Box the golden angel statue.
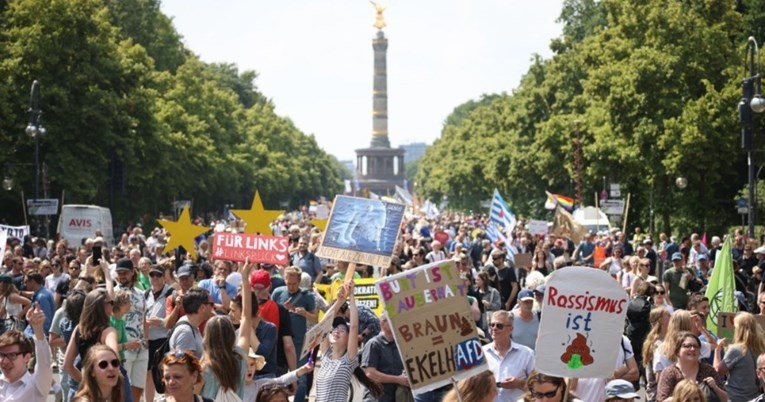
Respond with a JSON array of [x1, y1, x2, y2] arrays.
[[370, 0, 388, 30]]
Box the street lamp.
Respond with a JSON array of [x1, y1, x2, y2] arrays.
[[675, 176, 688, 190], [2, 176, 12, 191], [25, 80, 46, 201], [740, 37, 765, 238]]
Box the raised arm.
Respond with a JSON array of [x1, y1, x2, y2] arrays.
[[238, 259, 254, 351]]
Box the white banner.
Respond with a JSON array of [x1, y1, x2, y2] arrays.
[[535, 266, 629, 378], [0, 229, 7, 259], [0, 225, 30, 240]]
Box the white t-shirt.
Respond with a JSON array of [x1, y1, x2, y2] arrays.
[[576, 335, 634, 402]]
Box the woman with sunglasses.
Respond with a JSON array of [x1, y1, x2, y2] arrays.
[[520, 372, 583, 402], [653, 285, 674, 314], [72, 344, 124, 402], [713, 312, 765, 402], [64, 258, 130, 402], [441, 370, 497, 402], [656, 332, 726, 402], [159, 349, 213, 402]]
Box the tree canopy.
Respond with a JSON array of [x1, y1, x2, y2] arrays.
[[0, 0, 343, 226], [417, 0, 762, 235]]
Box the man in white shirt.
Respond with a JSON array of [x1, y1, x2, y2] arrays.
[[482, 310, 534, 402], [0, 304, 51, 401]]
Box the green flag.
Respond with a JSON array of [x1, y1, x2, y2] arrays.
[[705, 236, 737, 334]]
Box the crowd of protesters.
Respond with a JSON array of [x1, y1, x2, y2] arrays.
[[2, 208, 765, 402]]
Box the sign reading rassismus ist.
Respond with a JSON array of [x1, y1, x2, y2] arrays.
[[376, 260, 486, 395]]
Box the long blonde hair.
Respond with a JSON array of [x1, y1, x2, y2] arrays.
[[658, 310, 693, 359], [643, 307, 669, 364], [733, 312, 765, 357]]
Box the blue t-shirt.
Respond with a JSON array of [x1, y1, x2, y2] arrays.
[[198, 279, 237, 304], [25, 287, 56, 337], [271, 286, 315, 361]]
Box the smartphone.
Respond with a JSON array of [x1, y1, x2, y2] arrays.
[[92, 246, 102, 265]]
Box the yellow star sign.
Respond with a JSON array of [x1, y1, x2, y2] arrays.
[[232, 191, 284, 234], [157, 206, 208, 259], [310, 219, 328, 231]]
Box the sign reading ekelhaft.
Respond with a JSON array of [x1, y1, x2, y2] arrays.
[[376, 260, 486, 394], [535, 266, 629, 378], [317, 195, 405, 267], [211, 233, 289, 265]]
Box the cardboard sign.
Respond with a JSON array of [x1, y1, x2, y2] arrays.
[[327, 278, 384, 316], [318, 196, 406, 267], [376, 260, 487, 394], [315, 204, 330, 220], [717, 312, 765, 343], [535, 266, 629, 378], [211, 233, 289, 264], [514, 253, 532, 268], [527, 220, 549, 235], [300, 309, 336, 361], [0, 225, 29, 240]]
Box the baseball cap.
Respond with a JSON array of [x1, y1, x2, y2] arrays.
[[518, 289, 534, 302], [176, 264, 194, 278], [332, 316, 350, 329], [605, 379, 640, 399], [697, 253, 709, 261], [149, 265, 164, 275], [533, 284, 547, 295], [250, 269, 271, 289], [115, 258, 134, 271], [671, 252, 683, 261], [754, 246, 765, 255]]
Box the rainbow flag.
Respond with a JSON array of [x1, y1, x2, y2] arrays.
[[545, 191, 574, 211]]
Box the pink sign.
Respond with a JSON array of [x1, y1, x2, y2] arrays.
[[212, 233, 289, 264]]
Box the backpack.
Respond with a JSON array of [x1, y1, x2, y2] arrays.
[[151, 320, 194, 394]]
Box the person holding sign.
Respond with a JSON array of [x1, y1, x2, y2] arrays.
[[314, 281, 382, 402], [482, 310, 534, 402]]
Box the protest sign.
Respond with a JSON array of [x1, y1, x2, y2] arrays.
[[0, 229, 7, 259], [318, 196, 405, 267], [300, 309, 336, 361], [717, 312, 765, 343], [376, 260, 486, 394], [26, 199, 59, 215], [211, 233, 289, 264], [514, 253, 532, 268], [315, 204, 330, 220], [433, 230, 449, 244], [0, 224, 29, 240], [535, 266, 629, 378], [527, 220, 549, 235], [328, 278, 384, 316]]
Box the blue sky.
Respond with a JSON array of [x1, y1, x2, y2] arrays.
[[159, 1, 564, 162]]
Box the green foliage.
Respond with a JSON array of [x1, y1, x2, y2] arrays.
[[418, 0, 752, 235], [0, 0, 343, 228]]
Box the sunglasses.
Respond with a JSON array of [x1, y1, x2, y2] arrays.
[[656, 290, 665, 295], [531, 387, 559, 399], [489, 322, 506, 330], [166, 349, 188, 359], [149, 272, 163, 278], [97, 359, 121, 369]]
